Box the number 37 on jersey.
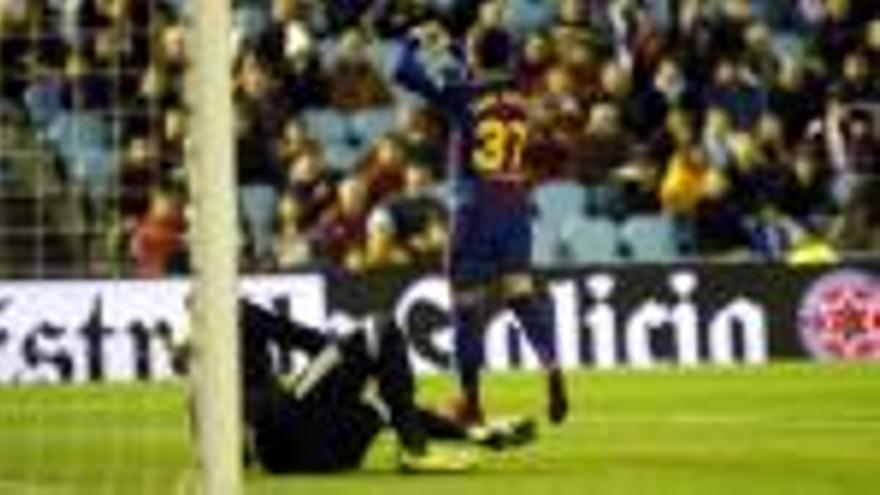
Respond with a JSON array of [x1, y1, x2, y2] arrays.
[[471, 91, 530, 177]]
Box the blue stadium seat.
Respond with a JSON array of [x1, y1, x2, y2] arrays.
[[316, 37, 338, 66], [560, 216, 621, 264], [505, 0, 555, 33], [426, 0, 457, 14], [302, 109, 351, 144], [584, 184, 625, 217], [46, 112, 113, 201], [24, 79, 63, 129], [532, 219, 564, 267], [619, 214, 682, 262], [532, 180, 586, 220], [233, 5, 270, 43], [349, 107, 396, 145], [323, 141, 365, 174]]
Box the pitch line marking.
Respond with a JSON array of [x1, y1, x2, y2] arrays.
[[571, 413, 880, 431], [0, 479, 72, 495]]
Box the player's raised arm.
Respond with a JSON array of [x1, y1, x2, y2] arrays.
[[393, 22, 464, 108]]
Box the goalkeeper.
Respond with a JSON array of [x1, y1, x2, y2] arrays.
[[177, 301, 535, 474]]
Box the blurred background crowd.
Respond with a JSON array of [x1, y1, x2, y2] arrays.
[[0, 0, 878, 278]]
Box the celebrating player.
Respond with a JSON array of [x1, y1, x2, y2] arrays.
[[394, 23, 569, 425], [169, 301, 535, 474]]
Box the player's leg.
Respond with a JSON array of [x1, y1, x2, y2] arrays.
[[498, 205, 569, 424], [450, 282, 490, 424], [355, 317, 478, 471], [501, 274, 568, 423], [354, 316, 428, 455], [502, 275, 558, 368], [242, 321, 383, 473], [248, 386, 385, 474], [353, 316, 536, 452], [237, 301, 330, 470], [416, 407, 537, 451], [448, 202, 493, 425], [240, 303, 473, 472]]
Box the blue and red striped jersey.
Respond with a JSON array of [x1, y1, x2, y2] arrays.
[[394, 38, 531, 204]]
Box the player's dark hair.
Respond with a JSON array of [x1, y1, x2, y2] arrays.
[[472, 27, 516, 72]]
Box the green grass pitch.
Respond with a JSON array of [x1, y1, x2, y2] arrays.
[[1, 363, 878, 494]]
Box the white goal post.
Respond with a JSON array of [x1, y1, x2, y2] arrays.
[[186, 0, 243, 494]]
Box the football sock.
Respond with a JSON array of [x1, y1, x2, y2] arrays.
[[509, 293, 558, 368], [452, 299, 484, 419]]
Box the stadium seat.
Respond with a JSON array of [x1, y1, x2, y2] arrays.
[[350, 108, 396, 145], [532, 180, 586, 221], [46, 112, 113, 199], [583, 184, 625, 217], [560, 216, 621, 264], [323, 141, 365, 174], [619, 214, 682, 262], [426, 0, 457, 14], [505, 0, 555, 33], [532, 219, 564, 267], [233, 5, 270, 43], [302, 109, 352, 144], [24, 79, 63, 129]]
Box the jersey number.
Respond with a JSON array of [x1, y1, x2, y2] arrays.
[[473, 119, 527, 174]]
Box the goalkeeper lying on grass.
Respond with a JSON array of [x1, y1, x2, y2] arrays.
[[169, 301, 535, 474]]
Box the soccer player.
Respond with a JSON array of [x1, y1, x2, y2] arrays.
[[170, 300, 535, 474], [394, 23, 569, 425]]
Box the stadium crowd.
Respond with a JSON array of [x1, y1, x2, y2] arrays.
[[0, 0, 879, 277]]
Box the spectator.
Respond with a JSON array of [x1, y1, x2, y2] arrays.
[[612, 146, 663, 216], [531, 65, 586, 175], [768, 62, 823, 144], [701, 106, 736, 170], [312, 176, 370, 270], [559, 40, 602, 104], [660, 143, 719, 216], [257, 0, 328, 111], [556, 0, 590, 30], [574, 103, 634, 190], [815, 0, 860, 71], [278, 117, 318, 166], [159, 105, 186, 179], [867, 19, 880, 65], [4, 0, 880, 274], [830, 109, 880, 250], [365, 164, 447, 269], [235, 50, 286, 268], [632, 57, 693, 137], [777, 143, 836, 224], [703, 59, 766, 130], [370, 0, 435, 38], [273, 193, 312, 270], [129, 188, 186, 277], [519, 32, 555, 96], [742, 22, 779, 84], [326, 28, 393, 111], [286, 143, 338, 230], [119, 134, 161, 225], [357, 134, 408, 207], [839, 51, 880, 102], [394, 104, 447, 180]]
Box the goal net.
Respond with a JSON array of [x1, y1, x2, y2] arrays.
[[0, 0, 240, 493]]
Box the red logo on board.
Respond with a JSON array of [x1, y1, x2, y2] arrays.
[[798, 270, 880, 360]]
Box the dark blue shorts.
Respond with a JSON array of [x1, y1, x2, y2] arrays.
[[449, 196, 532, 284]]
